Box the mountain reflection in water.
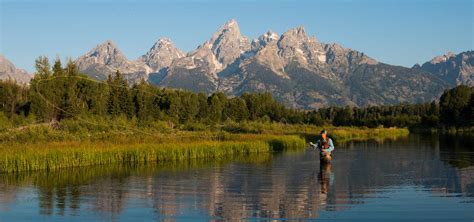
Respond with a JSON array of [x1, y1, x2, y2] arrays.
[[0, 134, 473, 221]]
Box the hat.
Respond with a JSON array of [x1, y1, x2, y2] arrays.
[[320, 129, 327, 134]]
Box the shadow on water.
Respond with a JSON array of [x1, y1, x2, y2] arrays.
[[0, 134, 473, 221]]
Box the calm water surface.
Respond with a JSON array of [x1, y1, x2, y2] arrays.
[[1, 135, 473, 221]]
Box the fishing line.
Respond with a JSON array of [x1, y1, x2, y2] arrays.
[[8, 74, 219, 141], [32, 74, 162, 136]]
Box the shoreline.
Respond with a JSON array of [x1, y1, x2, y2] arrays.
[[0, 134, 307, 173], [0, 123, 409, 173]]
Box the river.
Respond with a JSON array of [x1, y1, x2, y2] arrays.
[[1, 134, 473, 221]]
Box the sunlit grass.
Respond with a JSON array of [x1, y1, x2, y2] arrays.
[[0, 119, 409, 173], [0, 134, 306, 173], [0, 153, 274, 188]]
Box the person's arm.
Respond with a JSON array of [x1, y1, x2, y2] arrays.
[[325, 139, 335, 152]]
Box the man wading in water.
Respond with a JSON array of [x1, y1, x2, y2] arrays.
[[311, 129, 335, 162]]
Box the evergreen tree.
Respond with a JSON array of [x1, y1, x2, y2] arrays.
[[208, 92, 226, 123], [224, 97, 249, 122], [439, 85, 473, 126], [29, 56, 56, 121], [106, 71, 121, 116], [0, 80, 27, 117], [59, 61, 81, 119]]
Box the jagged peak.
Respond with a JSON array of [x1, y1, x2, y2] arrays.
[[210, 19, 243, 43], [222, 19, 238, 29], [191, 18, 250, 68], [96, 40, 117, 48], [141, 37, 185, 72], [251, 30, 279, 50], [277, 26, 321, 49], [260, 30, 279, 41], [149, 37, 179, 51], [88, 40, 122, 56], [282, 26, 307, 38], [156, 37, 173, 45], [430, 52, 456, 64], [76, 40, 129, 66]]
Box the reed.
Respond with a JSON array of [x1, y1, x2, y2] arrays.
[[0, 135, 306, 173], [328, 127, 410, 142], [0, 153, 274, 188]]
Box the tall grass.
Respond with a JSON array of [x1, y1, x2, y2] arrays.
[[0, 153, 274, 188], [327, 127, 410, 142], [1, 117, 410, 145], [0, 135, 306, 173], [0, 118, 409, 173]]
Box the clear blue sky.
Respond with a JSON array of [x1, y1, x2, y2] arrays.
[[1, 0, 473, 72]]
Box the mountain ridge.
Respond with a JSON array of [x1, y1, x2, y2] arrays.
[[5, 19, 467, 108], [72, 19, 472, 108]]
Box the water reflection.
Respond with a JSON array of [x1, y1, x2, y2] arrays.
[[0, 135, 473, 221], [318, 162, 333, 195]]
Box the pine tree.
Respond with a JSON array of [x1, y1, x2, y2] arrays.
[[29, 56, 56, 121], [107, 72, 121, 116]]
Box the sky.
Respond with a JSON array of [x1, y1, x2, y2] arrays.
[[1, 0, 473, 72]]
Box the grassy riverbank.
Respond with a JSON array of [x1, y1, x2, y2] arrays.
[[0, 134, 306, 173], [0, 119, 409, 173], [0, 117, 409, 143]]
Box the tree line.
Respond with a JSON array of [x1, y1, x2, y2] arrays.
[[1, 56, 473, 129]]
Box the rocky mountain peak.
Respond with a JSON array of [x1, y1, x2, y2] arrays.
[[222, 19, 238, 29], [156, 38, 173, 45], [252, 30, 279, 50], [206, 19, 251, 68], [140, 37, 185, 72], [76, 41, 151, 82], [277, 26, 325, 65], [279, 26, 314, 43], [429, 52, 456, 64], [79, 40, 128, 66], [262, 30, 279, 41], [324, 43, 378, 72], [421, 51, 473, 86], [72, 20, 466, 108]]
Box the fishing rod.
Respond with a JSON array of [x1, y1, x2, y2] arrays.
[[30, 74, 161, 136]]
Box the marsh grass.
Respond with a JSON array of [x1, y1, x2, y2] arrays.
[[0, 118, 408, 173], [0, 152, 273, 187], [326, 127, 410, 142], [1, 118, 408, 143], [0, 134, 305, 173]]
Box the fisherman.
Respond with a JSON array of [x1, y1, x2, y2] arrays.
[[311, 129, 335, 162]]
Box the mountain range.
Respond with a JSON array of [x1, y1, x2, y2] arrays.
[[2, 19, 472, 108]]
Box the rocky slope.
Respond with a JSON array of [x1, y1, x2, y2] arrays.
[[139, 38, 185, 73], [0, 55, 31, 84], [152, 19, 251, 93], [74, 19, 470, 108], [417, 51, 474, 86], [75, 40, 151, 82]]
